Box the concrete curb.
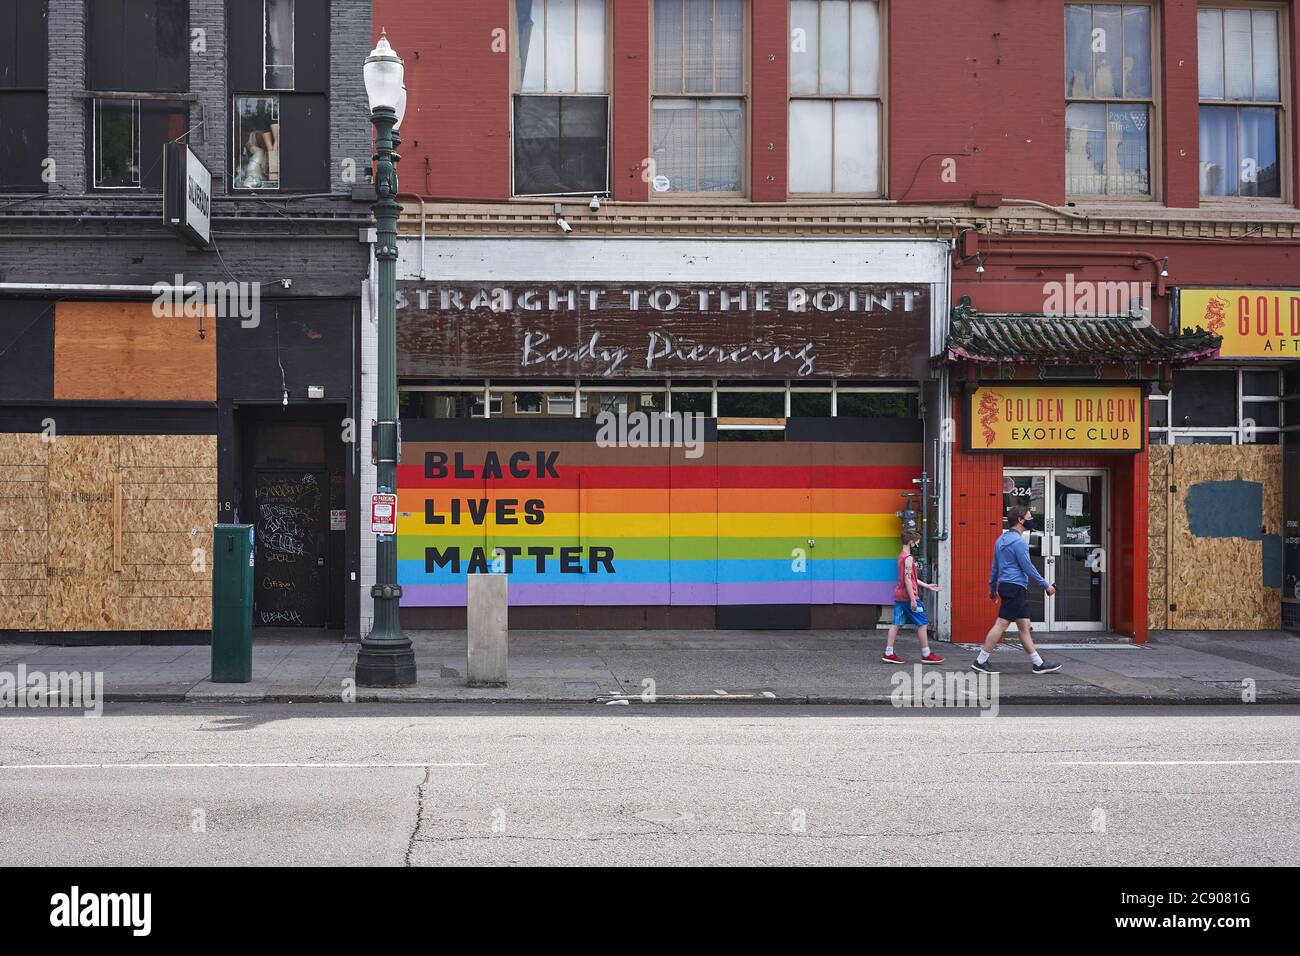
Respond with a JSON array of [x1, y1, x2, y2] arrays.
[[92, 692, 1300, 706]]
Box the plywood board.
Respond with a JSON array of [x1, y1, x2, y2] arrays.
[[53, 302, 215, 402], [1170, 444, 1282, 630], [119, 434, 217, 468], [0, 432, 217, 632], [1147, 450, 1169, 632]]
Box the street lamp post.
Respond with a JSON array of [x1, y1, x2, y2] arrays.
[[356, 32, 416, 687]]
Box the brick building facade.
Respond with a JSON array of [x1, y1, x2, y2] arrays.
[[0, 1, 375, 640], [367, 0, 1300, 641]]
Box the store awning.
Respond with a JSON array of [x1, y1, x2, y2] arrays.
[[944, 299, 1221, 366]]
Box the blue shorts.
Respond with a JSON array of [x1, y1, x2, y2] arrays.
[[997, 583, 1030, 622], [892, 600, 929, 628]]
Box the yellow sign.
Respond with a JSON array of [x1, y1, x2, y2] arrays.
[[967, 386, 1144, 452], [1180, 288, 1300, 358]]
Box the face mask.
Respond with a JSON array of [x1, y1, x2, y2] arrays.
[[1022, 518, 1035, 530]]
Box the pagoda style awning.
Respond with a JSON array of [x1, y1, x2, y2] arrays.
[[945, 299, 1221, 366]]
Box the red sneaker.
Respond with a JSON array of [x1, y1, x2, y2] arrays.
[[881, 651, 905, 664], [920, 652, 945, 664]]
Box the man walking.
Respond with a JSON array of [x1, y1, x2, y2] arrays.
[[973, 505, 1061, 675]]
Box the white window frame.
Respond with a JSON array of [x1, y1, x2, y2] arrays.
[[1196, 2, 1290, 202], [787, 0, 885, 197], [1064, 1, 1158, 199], [650, 0, 749, 198], [92, 98, 142, 189], [1148, 365, 1283, 444], [510, 0, 612, 198]]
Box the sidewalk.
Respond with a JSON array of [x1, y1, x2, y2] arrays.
[[2, 629, 1300, 705]]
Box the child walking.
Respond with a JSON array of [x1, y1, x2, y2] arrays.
[[883, 531, 944, 664]]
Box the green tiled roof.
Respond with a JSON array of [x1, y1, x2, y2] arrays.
[[945, 300, 1221, 366]]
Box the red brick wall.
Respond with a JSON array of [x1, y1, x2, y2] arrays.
[[377, 0, 1300, 211], [888, 0, 1065, 204], [1161, 1, 1201, 208], [752, 0, 789, 201], [395, 0, 510, 199], [949, 398, 1149, 644], [612, 0, 651, 201]]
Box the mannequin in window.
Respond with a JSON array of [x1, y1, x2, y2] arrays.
[[242, 130, 269, 186], [262, 122, 280, 183]]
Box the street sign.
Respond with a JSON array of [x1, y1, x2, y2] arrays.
[[163, 143, 212, 248], [371, 493, 397, 535]]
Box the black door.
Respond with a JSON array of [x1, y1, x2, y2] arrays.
[[253, 469, 326, 627]]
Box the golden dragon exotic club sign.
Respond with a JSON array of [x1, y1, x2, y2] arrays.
[[1180, 288, 1300, 358], [967, 386, 1145, 453]]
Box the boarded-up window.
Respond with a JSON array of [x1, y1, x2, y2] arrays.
[[53, 301, 216, 401]]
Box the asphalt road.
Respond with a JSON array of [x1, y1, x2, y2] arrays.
[[0, 704, 1296, 866]]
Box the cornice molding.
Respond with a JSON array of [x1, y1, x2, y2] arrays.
[[397, 200, 1300, 241]]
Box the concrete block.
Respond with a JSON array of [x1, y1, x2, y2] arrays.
[[467, 574, 508, 687]]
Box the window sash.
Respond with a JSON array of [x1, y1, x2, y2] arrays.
[[1199, 103, 1281, 197], [650, 96, 744, 194], [1065, 3, 1154, 102], [93, 98, 141, 189], [788, 98, 881, 194], [231, 94, 282, 190], [512, 93, 611, 196], [790, 0, 881, 97], [1198, 5, 1282, 104], [517, 0, 607, 94], [264, 0, 295, 91], [653, 0, 745, 96]]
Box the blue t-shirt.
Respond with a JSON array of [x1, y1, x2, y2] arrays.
[[989, 529, 1049, 591]]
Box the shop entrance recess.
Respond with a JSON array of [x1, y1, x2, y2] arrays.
[[1002, 469, 1108, 631]]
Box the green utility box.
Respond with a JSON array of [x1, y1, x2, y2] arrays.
[[211, 524, 255, 683]]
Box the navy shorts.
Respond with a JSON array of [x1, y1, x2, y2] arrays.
[[996, 583, 1030, 622]]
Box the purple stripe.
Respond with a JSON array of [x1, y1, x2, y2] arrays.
[[400, 580, 892, 607]]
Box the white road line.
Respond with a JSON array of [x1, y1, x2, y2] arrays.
[[1060, 759, 1300, 766], [0, 762, 486, 770]]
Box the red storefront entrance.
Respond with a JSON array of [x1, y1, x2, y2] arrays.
[[948, 405, 1150, 644], [942, 306, 1222, 645]]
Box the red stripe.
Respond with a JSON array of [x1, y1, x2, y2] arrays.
[[398, 464, 920, 489]]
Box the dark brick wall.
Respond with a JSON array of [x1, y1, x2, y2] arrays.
[[0, 0, 374, 297]]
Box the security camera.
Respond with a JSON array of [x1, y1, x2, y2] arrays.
[[278, 277, 293, 289], [556, 216, 572, 233], [588, 195, 601, 212]]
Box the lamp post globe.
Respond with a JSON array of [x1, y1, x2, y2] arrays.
[[356, 31, 416, 687]]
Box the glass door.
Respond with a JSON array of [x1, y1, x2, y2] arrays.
[[1001, 469, 1108, 631], [1050, 471, 1107, 631], [1001, 472, 1049, 628]]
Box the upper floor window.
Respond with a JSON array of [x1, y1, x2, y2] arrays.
[[264, 0, 295, 90], [87, 0, 189, 191], [788, 0, 882, 195], [1198, 5, 1284, 199], [228, 0, 330, 192], [0, 0, 48, 192], [1064, 3, 1153, 197], [651, 0, 745, 195], [512, 0, 610, 196]]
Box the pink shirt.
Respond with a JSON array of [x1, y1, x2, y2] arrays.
[[893, 552, 917, 603]]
